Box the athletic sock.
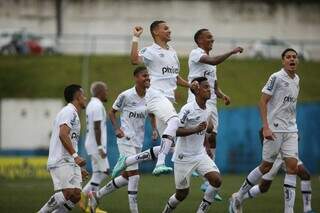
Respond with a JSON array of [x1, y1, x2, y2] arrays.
[[162, 194, 180, 213], [38, 191, 67, 213], [284, 174, 297, 213], [125, 146, 161, 166], [51, 200, 75, 213], [196, 185, 219, 213], [238, 166, 263, 199], [242, 185, 262, 200], [83, 172, 108, 194], [301, 180, 312, 212], [128, 175, 140, 213], [97, 175, 128, 199]]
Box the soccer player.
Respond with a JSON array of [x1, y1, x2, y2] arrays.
[[229, 48, 301, 213], [162, 77, 221, 213], [188, 28, 243, 196], [88, 66, 158, 213], [130, 20, 197, 175], [80, 82, 109, 213], [38, 84, 88, 213], [258, 129, 315, 213]]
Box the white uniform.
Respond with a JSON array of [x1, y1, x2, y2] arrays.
[[85, 97, 109, 173], [187, 47, 219, 133], [261, 69, 300, 162], [173, 101, 220, 189], [112, 87, 148, 171], [47, 103, 82, 190], [139, 43, 179, 135]]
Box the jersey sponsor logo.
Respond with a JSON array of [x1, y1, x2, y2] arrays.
[[267, 76, 276, 91], [128, 111, 145, 119], [180, 110, 191, 124], [159, 53, 165, 58], [178, 153, 184, 160], [162, 66, 179, 75], [283, 96, 296, 104], [273, 123, 279, 127]]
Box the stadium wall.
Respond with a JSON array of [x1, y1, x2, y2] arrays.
[[2, 102, 319, 178]]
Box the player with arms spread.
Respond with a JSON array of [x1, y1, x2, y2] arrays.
[[162, 77, 222, 213], [38, 84, 88, 213], [188, 28, 243, 198], [128, 20, 197, 176], [229, 48, 302, 213]]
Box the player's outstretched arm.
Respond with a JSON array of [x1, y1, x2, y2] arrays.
[[131, 26, 144, 65], [176, 121, 207, 137], [199, 47, 244, 66], [214, 80, 230, 105], [108, 108, 125, 138], [59, 124, 86, 167], [259, 93, 276, 141], [94, 120, 106, 158]]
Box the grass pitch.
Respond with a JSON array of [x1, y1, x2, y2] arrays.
[[0, 174, 319, 213]]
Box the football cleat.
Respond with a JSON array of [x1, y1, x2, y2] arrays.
[[111, 155, 127, 178], [152, 164, 173, 176]]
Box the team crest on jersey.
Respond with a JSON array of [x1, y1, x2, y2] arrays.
[[131, 102, 137, 106], [159, 53, 165, 58], [284, 82, 289, 87]]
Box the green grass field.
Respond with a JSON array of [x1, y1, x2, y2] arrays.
[[0, 174, 319, 213], [0, 56, 319, 110]]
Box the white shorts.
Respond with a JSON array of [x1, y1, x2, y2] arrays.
[[263, 154, 303, 180], [174, 154, 220, 189], [146, 90, 177, 127], [91, 154, 110, 173], [50, 164, 82, 191], [262, 132, 299, 163], [206, 99, 218, 133], [118, 143, 142, 171]]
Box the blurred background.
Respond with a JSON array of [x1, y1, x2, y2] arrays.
[[0, 1, 319, 212]]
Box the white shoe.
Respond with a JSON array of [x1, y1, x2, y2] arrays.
[[229, 193, 243, 213]]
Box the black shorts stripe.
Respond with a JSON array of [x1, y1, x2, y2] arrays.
[[284, 184, 296, 189]]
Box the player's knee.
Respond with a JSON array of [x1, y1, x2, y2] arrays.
[[298, 166, 311, 180], [175, 189, 189, 201], [70, 189, 81, 203], [62, 188, 73, 200], [259, 162, 273, 174], [207, 172, 222, 188], [259, 179, 272, 193], [286, 164, 298, 174]]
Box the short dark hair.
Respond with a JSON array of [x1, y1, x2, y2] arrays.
[[133, 66, 147, 76], [64, 84, 82, 103], [281, 48, 298, 59], [191, 77, 208, 94], [150, 20, 166, 38], [194, 28, 209, 45]]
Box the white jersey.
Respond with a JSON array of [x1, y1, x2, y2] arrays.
[[85, 97, 107, 155], [187, 47, 217, 103], [47, 103, 80, 168], [173, 101, 209, 163], [139, 43, 180, 101], [262, 68, 300, 133], [112, 87, 147, 148]]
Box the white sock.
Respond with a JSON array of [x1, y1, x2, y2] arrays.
[[243, 185, 261, 200], [162, 194, 180, 213], [128, 175, 140, 213], [196, 185, 219, 213], [38, 191, 67, 213], [238, 166, 263, 199], [125, 146, 161, 166], [284, 174, 297, 213], [156, 117, 179, 166], [301, 180, 312, 212], [97, 175, 128, 199], [83, 172, 108, 194]]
